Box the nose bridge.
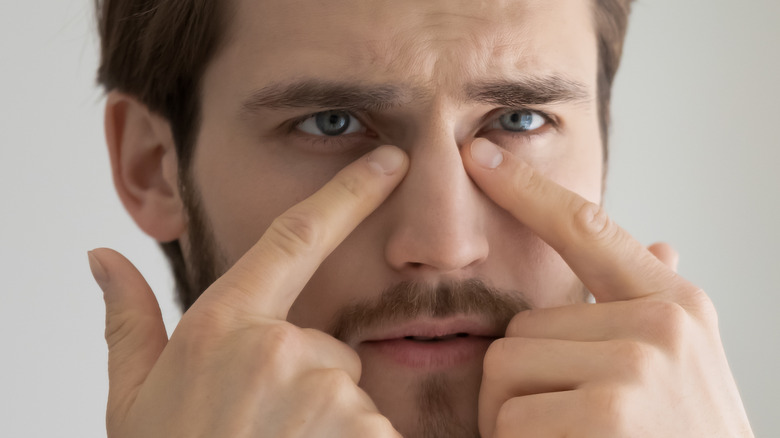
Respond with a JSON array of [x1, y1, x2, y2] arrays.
[[384, 128, 489, 275]]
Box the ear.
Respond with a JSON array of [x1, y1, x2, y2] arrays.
[[104, 91, 186, 243]]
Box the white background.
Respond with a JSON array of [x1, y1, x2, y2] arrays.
[[1, 0, 778, 436]]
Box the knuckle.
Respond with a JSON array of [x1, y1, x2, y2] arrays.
[[267, 209, 324, 256], [235, 323, 304, 374], [572, 201, 615, 243], [683, 287, 719, 325], [320, 367, 355, 389], [612, 339, 654, 381], [640, 300, 690, 351], [332, 171, 369, 204], [103, 305, 163, 351], [261, 323, 305, 359], [103, 310, 135, 350], [240, 324, 307, 385], [308, 368, 357, 402], [511, 161, 543, 194], [303, 328, 362, 369], [687, 287, 714, 309]]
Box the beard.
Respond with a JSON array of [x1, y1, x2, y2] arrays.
[[416, 374, 478, 438]]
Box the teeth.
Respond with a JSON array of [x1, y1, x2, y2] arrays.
[[404, 333, 469, 342]]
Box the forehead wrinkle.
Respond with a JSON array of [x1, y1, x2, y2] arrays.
[[377, 17, 546, 96], [350, 33, 580, 111], [223, 0, 598, 118], [359, 6, 518, 85]]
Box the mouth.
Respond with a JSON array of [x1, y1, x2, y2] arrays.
[[402, 333, 470, 342], [354, 317, 503, 370]]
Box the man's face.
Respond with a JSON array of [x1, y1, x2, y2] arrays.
[[185, 0, 602, 435]]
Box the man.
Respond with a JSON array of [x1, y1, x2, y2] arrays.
[[89, 0, 754, 436]]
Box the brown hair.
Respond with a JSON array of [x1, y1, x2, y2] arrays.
[[95, 0, 634, 311]]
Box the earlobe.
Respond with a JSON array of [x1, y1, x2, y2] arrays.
[[104, 91, 186, 243]]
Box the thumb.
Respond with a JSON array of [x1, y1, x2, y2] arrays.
[[647, 242, 679, 273], [88, 248, 168, 411]]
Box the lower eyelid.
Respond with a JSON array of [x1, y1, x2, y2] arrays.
[[295, 128, 373, 141], [480, 124, 555, 144]]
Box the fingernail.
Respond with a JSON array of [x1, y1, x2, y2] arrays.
[[470, 138, 504, 169], [88, 250, 110, 292], [367, 145, 405, 175]]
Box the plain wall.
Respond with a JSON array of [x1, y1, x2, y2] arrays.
[[1, 0, 777, 436]]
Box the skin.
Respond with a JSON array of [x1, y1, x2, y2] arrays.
[[93, 0, 753, 436]]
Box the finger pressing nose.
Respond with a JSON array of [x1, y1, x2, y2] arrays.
[[461, 138, 677, 302]]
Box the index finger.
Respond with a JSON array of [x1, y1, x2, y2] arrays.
[[463, 138, 678, 302], [199, 145, 408, 320]]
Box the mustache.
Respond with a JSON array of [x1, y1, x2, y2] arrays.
[[327, 279, 533, 343]]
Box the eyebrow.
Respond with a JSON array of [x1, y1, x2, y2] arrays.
[[466, 75, 590, 107], [240, 80, 407, 114], [239, 75, 590, 115]]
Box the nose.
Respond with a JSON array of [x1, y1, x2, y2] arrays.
[[383, 133, 490, 278]]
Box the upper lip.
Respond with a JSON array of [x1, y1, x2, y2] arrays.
[[352, 316, 504, 346]]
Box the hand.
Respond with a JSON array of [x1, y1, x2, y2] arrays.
[[463, 138, 753, 438], [89, 145, 408, 438]]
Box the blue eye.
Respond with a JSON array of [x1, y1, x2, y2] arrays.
[[296, 110, 365, 136], [495, 110, 546, 132]]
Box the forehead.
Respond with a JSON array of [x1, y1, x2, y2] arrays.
[[212, 0, 598, 96]]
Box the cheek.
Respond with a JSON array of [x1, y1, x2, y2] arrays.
[[535, 131, 604, 205], [487, 212, 582, 308], [551, 154, 603, 205], [190, 125, 349, 264]]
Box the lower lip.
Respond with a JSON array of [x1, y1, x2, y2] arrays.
[[358, 336, 496, 369]]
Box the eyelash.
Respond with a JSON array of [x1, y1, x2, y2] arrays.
[[286, 107, 558, 147], [284, 111, 372, 150], [490, 108, 558, 137]]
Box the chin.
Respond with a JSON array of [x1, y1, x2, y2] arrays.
[[357, 346, 485, 438]]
